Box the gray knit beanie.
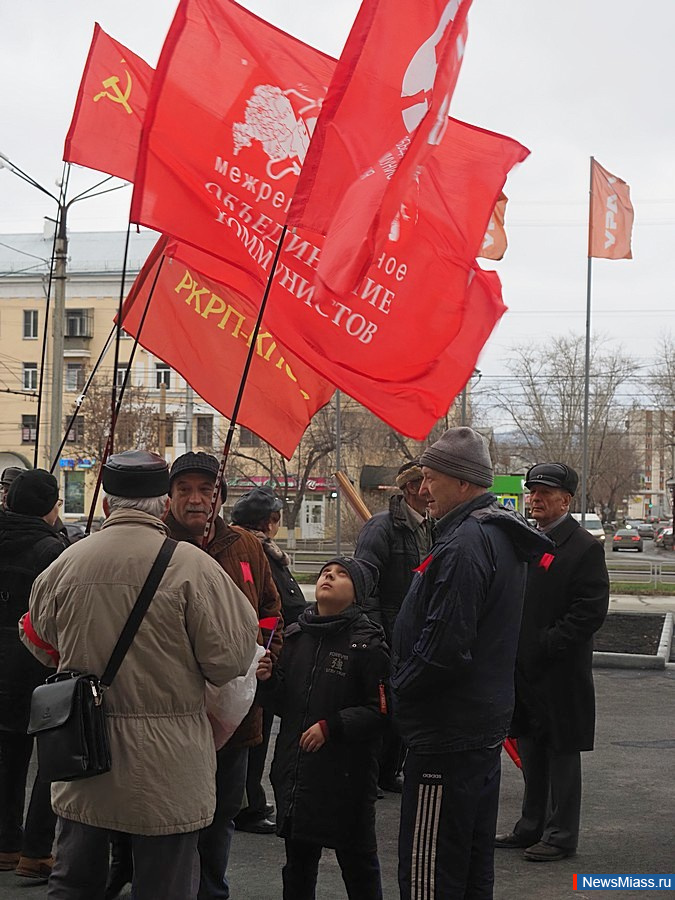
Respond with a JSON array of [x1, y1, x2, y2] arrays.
[[419, 427, 493, 488]]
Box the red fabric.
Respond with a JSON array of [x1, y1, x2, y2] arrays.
[[589, 159, 633, 260], [63, 23, 153, 182], [258, 616, 279, 630], [240, 560, 253, 584], [538, 552, 555, 571], [288, 0, 472, 294], [414, 554, 434, 574], [130, 0, 527, 438], [503, 737, 522, 769], [119, 236, 334, 459], [21, 612, 60, 664]]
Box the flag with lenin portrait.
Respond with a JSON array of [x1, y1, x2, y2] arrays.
[[129, 0, 529, 438]]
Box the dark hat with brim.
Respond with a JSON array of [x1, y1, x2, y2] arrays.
[[231, 486, 282, 526], [7, 469, 59, 517], [525, 463, 578, 496], [1, 466, 24, 487], [102, 450, 169, 498], [169, 452, 227, 501]]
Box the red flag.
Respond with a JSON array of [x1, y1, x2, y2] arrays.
[[63, 24, 153, 182], [589, 159, 633, 260], [288, 0, 473, 293], [130, 0, 528, 437], [131, 0, 335, 273], [119, 236, 334, 459], [479, 192, 508, 260]]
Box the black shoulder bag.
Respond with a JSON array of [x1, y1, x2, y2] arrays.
[[28, 538, 177, 782]]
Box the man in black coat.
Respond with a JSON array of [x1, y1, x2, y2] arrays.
[[496, 463, 609, 862], [354, 459, 433, 792]]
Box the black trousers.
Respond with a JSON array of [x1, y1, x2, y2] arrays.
[[48, 817, 200, 900], [512, 736, 581, 850], [378, 718, 405, 786], [398, 746, 501, 900], [283, 838, 383, 900], [0, 731, 55, 858], [239, 708, 273, 819]]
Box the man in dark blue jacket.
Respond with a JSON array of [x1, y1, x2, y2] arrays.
[[391, 428, 550, 900]]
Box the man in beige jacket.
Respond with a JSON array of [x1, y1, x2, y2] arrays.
[[21, 450, 258, 900]]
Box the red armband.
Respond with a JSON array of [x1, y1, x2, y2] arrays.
[[21, 613, 60, 664]]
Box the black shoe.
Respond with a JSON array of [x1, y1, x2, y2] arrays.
[[236, 816, 276, 835], [376, 787, 384, 800], [494, 832, 533, 849], [523, 841, 575, 862]]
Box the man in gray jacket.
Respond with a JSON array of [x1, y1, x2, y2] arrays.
[[21, 450, 258, 900]]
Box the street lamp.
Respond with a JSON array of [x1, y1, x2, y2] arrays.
[[0, 153, 127, 469]]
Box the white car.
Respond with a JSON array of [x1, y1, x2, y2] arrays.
[[571, 513, 605, 543]]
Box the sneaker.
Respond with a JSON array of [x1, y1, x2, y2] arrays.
[[0, 852, 20, 871], [15, 855, 54, 879]]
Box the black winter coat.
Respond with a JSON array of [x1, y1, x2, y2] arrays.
[[260, 604, 389, 851], [354, 494, 431, 639], [262, 544, 307, 627], [391, 494, 552, 754], [510, 515, 609, 751], [0, 509, 68, 732]]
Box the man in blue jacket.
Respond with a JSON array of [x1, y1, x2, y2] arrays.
[[391, 427, 550, 900]]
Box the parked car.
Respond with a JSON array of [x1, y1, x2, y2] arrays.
[[571, 513, 605, 543], [612, 529, 644, 552], [637, 522, 654, 539], [655, 527, 674, 550]]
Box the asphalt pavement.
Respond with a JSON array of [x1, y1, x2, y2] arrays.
[[1, 667, 673, 900]]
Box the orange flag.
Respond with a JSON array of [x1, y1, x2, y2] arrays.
[[589, 159, 633, 259], [63, 24, 153, 182], [479, 192, 508, 260]]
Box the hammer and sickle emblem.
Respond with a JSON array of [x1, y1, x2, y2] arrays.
[[93, 68, 133, 115]]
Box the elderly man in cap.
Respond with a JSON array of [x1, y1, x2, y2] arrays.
[[495, 463, 609, 862], [166, 452, 282, 900], [0, 469, 67, 880], [391, 427, 550, 900], [355, 458, 434, 794], [20, 450, 258, 900]]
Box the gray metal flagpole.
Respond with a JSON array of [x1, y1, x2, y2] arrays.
[[581, 156, 595, 525]]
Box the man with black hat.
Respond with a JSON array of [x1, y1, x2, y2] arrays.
[[166, 452, 282, 900], [0, 466, 23, 508], [354, 458, 433, 793], [391, 427, 551, 900], [20, 450, 258, 900], [0, 469, 67, 880], [495, 463, 609, 862]]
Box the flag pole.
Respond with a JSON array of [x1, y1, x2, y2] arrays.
[[201, 224, 289, 549], [581, 156, 594, 524]]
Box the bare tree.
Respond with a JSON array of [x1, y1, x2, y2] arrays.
[[487, 334, 639, 512]]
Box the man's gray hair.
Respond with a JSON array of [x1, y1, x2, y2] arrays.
[[104, 493, 169, 520]]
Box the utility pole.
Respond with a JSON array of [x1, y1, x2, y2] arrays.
[[49, 211, 68, 469], [185, 385, 194, 451], [158, 382, 167, 457]]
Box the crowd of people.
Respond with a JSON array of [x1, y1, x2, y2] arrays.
[[0, 427, 609, 899]]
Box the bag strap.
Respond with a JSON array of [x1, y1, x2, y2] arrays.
[[100, 537, 178, 688]]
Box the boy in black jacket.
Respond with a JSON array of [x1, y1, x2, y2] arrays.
[[257, 556, 388, 900]]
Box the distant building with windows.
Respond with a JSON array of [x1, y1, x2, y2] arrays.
[[625, 408, 675, 519]]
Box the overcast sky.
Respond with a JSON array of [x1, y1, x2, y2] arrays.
[[2, 0, 674, 387]]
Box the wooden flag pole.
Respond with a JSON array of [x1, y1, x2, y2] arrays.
[[334, 471, 371, 523]]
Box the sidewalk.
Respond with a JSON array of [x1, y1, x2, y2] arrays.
[[1, 668, 672, 899]]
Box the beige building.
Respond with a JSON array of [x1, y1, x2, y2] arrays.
[[625, 408, 675, 519], [0, 227, 468, 535]]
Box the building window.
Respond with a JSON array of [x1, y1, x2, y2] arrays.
[[65, 415, 85, 444], [22, 415, 37, 444], [239, 426, 262, 448], [65, 363, 85, 392], [64, 471, 85, 515], [65, 309, 94, 338], [115, 367, 127, 389], [196, 415, 213, 447], [23, 310, 38, 339], [23, 363, 38, 391], [155, 363, 171, 389]]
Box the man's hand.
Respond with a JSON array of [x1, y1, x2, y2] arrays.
[[256, 650, 273, 681], [299, 722, 326, 752]]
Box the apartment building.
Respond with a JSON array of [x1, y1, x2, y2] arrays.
[[625, 407, 675, 519]]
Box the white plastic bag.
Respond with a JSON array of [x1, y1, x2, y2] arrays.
[[205, 645, 265, 750]]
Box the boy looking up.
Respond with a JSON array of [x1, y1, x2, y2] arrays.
[[257, 557, 388, 900]]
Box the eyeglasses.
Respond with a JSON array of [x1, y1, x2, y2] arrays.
[[57, 499, 63, 507]]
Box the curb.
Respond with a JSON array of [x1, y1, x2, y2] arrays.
[[593, 612, 673, 670]]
